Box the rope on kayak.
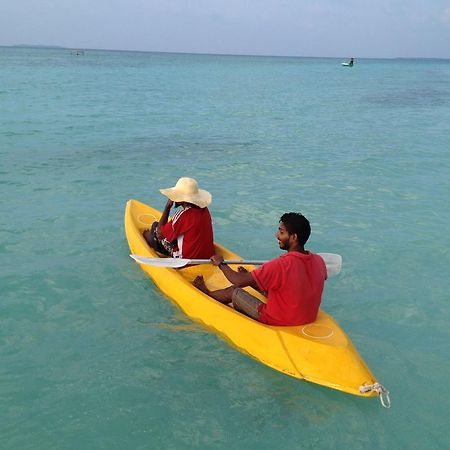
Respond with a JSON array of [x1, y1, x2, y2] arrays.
[[359, 383, 391, 408]]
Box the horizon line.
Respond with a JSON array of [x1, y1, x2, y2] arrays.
[[1, 44, 449, 61]]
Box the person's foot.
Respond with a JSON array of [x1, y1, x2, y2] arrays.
[[193, 275, 209, 294]]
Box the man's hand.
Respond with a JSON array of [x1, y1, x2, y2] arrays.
[[210, 255, 224, 266], [210, 255, 258, 290]]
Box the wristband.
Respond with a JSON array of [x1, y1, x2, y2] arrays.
[[219, 261, 226, 267]]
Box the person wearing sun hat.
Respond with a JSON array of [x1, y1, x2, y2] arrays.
[[143, 177, 215, 259]]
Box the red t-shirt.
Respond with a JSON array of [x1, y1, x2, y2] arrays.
[[251, 252, 327, 326], [160, 206, 214, 259]]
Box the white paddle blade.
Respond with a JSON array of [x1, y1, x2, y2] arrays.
[[318, 253, 342, 277], [129, 254, 197, 268]]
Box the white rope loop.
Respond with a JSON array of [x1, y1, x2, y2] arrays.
[[359, 383, 391, 408]]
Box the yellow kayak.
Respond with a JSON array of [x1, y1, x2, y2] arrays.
[[125, 199, 388, 402]]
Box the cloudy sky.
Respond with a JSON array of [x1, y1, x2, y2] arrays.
[[1, 0, 449, 58]]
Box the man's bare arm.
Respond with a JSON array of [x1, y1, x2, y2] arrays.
[[211, 255, 259, 289]]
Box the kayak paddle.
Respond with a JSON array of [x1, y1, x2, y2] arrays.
[[130, 252, 342, 276]]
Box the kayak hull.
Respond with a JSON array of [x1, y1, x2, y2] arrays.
[[125, 199, 378, 397]]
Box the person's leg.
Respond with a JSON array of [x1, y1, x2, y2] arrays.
[[143, 222, 172, 256], [231, 288, 262, 320], [193, 275, 235, 304], [193, 277, 262, 321]]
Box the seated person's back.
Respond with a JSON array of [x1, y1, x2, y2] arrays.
[[143, 177, 214, 259], [160, 203, 214, 259]]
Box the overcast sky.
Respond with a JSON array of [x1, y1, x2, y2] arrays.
[[1, 0, 449, 58]]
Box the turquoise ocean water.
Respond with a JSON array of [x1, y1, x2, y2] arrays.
[[1, 47, 449, 449]]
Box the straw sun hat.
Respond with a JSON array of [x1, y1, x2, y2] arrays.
[[159, 177, 212, 208]]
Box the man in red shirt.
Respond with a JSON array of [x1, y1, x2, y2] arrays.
[[193, 212, 327, 326], [143, 177, 214, 259]]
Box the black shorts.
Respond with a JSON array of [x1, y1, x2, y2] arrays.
[[144, 221, 174, 256]]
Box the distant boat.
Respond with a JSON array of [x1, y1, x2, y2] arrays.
[[342, 58, 354, 67], [70, 49, 85, 56]]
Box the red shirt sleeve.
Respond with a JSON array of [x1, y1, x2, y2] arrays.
[[160, 221, 175, 241], [160, 208, 192, 242]]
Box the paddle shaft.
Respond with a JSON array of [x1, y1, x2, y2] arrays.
[[179, 259, 266, 265], [129, 253, 342, 276]]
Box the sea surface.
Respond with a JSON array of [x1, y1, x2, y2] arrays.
[[1, 47, 449, 449]]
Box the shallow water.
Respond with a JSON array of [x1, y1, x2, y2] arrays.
[[1, 47, 449, 449]]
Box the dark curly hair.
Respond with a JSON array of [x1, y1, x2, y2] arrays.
[[280, 212, 311, 246]]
